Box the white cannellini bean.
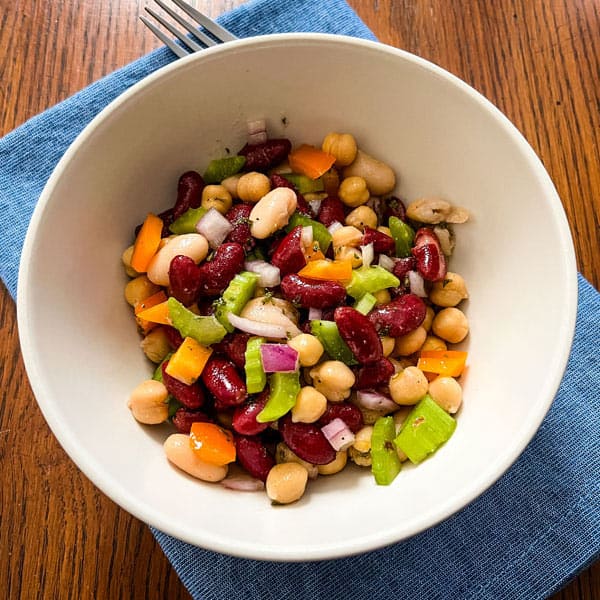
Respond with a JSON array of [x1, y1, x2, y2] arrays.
[[146, 233, 208, 286], [164, 434, 228, 482], [249, 187, 297, 239]]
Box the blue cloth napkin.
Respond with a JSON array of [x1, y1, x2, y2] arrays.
[[1, 1, 598, 598]]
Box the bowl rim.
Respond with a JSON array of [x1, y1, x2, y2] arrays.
[[17, 32, 578, 561]]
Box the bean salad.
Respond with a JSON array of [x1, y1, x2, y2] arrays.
[[123, 124, 470, 504]]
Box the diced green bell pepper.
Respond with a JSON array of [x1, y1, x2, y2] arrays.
[[286, 212, 332, 253], [281, 173, 325, 194], [169, 206, 207, 234], [203, 155, 246, 184], [345, 266, 400, 299], [309, 320, 357, 365], [388, 216, 415, 258]]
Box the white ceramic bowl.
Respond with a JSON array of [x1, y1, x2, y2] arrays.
[[17, 34, 577, 561]]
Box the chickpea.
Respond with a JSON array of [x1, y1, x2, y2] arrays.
[[432, 307, 469, 343], [429, 272, 469, 307], [124, 275, 161, 307], [201, 184, 233, 214], [275, 442, 318, 479], [147, 233, 209, 287], [373, 289, 391, 305], [332, 225, 363, 250], [334, 245, 363, 268], [377, 225, 392, 237], [381, 336, 395, 357], [428, 376, 463, 414], [221, 173, 242, 199], [348, 446, 372, 467], [318, 450, 348, 475], [291, 386, 327, 423], [287, 333, 324, 367], [236, 171, 271, 203], [421, 306, 435, 332], [352, 425, 374, 453], [309, 360, 355, 402], [393, 326, 427, 356], [164, 434, 228, 482], [121, 245, 139, 277], [339, 176, 370, 207], [342, 150, 396, 196], [140, 327, 171, 363], [345, 205, 377, 231], [322, 132, 358, 167], [249, 187, 297, 239], [389, 366, 428, 405], [420, 335, 448, 353], [128, 380, 169, 424], [266, 463, 309, 504]]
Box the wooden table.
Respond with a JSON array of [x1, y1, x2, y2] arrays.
[[1, 1, 598, 597]]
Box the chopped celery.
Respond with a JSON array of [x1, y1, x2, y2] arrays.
[[389, 216, 415, 257], [203, 155, 246, 184], [371, 416, 402, 485], [167, 297, 227, 345], [353, 292, 377, 315], [393, 395, 456, 464], [244, 336, 267, 394], [282, 173, 325, 194], [286, 213, 332, 253], [167, 398, 183, 418], [310, 320, 357, 366], [256, 372, 300, 423], [169, 206, 206, 234], [345, 266, 400, 299], [214, 271, 259, 333]]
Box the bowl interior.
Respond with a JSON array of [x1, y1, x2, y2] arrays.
[[18, 34, 576, 561]]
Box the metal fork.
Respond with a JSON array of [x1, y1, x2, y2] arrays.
[[141, 0, 237, 58]]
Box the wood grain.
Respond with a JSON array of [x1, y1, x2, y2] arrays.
[[0, 1, 597, 598]]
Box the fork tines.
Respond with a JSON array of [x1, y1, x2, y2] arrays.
[[141, 0, 237, 58]]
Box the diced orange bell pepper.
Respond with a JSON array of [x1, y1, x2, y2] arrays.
[[136, 300, 171, 325], [288, 144, 336, 180], [135, 290, 168, 333], [165, 336, 212, 385], [130, 213, 163, 273], [303, 242, 326, 263], [297, 258, 353, 281], [189, 422, 236, 466], [417, 350, 468, 377]]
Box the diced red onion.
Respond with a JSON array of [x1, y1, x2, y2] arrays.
[[327, 221, 343, 235], [195, 208, 233, 249], [221, 475, 265, 492], [227, 313, 289, 339], [301, 226, 314, 247], [308, 199, 322, 215], [378, 254, 396, 272], [321, 418, 355, 451], [308, 307, 323, 321], [408, 269, 428, 297], [244, 260, 281, 287], [355, 390, 398, 413], [247, 118, 266, 135], [260, 343, 299, 372], [247, 131, 268, 145], [361, 243, 374, 268]]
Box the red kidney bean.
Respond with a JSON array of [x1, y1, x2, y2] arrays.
[[334, 306, 383, 364], [368, 293, 427, 337], [212, 332, 252, 370], [270, 173, 294, 190], [224, 202, 255, 252], [163, 325, 184, 350], [201, 357, 248, 409], [198, 242, 245, 296], [318, 402, 364, 433], [173, 171, 204, 219], [172, 408, 213, 434], [238, 139, 292, 172], [353, 357, 395, 389], [392, 256, 416, 280], [157, 208, 175, 237], [412, 227, 447, 281], [363, 227, 395, 254], [279, 416, 336, 465], [271, 225, 307, 276], [168, 255, 204, 306], [232, 389, 271, 435], [280, 274, 347, 309], [235, 435, 275, 482], [317, 196, 346, 227], [383, 195, 407, 222], [161, 362, 205, 410]]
